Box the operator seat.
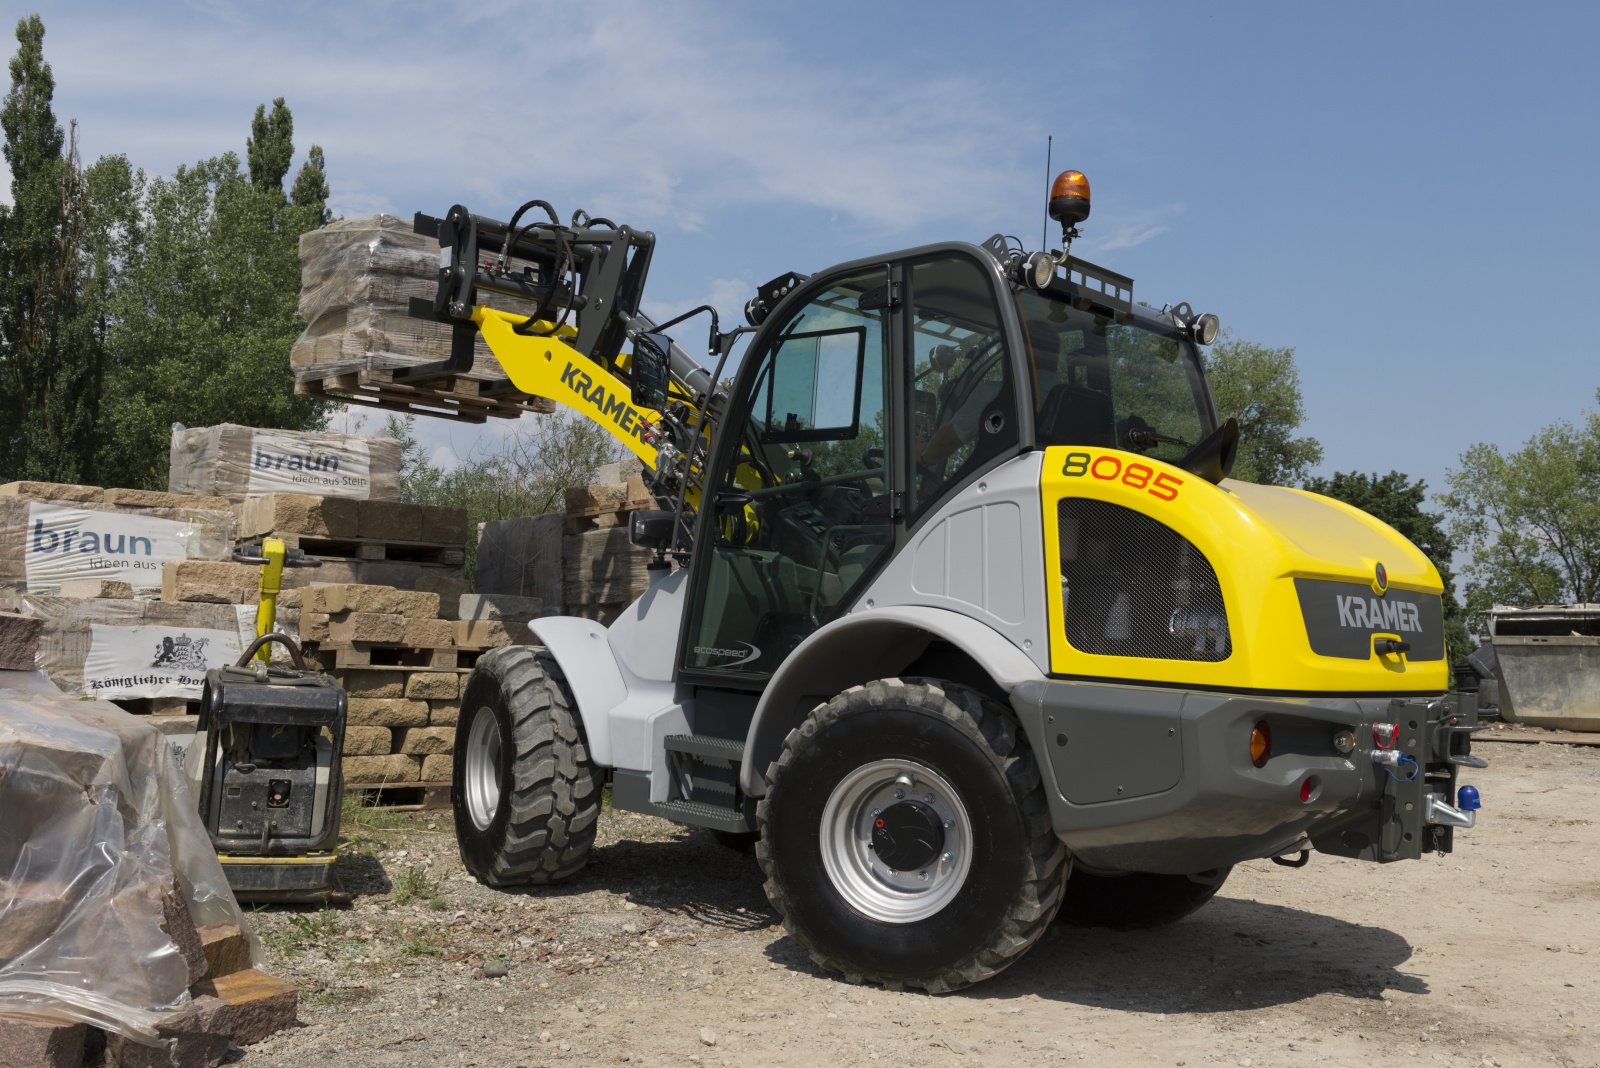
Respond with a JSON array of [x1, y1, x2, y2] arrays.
[[1038, 383, 1117, 448]]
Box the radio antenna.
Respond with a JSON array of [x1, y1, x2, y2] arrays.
[[1042, 135, 1053, 251]]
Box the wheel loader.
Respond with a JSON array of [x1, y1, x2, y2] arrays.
[[389, 172, 1482, 992]]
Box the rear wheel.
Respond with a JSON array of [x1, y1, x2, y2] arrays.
[[1057, 867, 1230, 929], [757, 678, 1067, 992], [453, 646, 600, 887]]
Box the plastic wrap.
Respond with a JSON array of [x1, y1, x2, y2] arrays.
[[0, 671, 258, 1039], [0, 496, 236, 599], [21, 597, 258, 699], [292, 214, 541, 384], [168, 422, 403, 501]]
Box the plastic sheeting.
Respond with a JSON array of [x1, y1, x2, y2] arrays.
[[168, 422, 403, 502], [0, 670, 257, 1039]]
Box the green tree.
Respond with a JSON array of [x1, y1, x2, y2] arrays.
[[291, 144, 329, 225], [387, 414, 622, 581], [246, 97, 294, 196], [1304, 470, 1472, 659], [0, 15, 74, 479], [1204, 335, 1323, 485], [1442, 406, 1600, 627]]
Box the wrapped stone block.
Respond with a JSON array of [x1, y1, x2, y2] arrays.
[[169, 423, 401, 502]]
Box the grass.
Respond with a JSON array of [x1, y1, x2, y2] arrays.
[[258, 909, 342, 957], [389, 865, 446, 908], [396, 925, 446, 960]]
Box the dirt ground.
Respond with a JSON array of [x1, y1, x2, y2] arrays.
[[241, 737, 1599, 1068]]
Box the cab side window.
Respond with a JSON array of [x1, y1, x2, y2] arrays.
[[907, 257, 1015, 519]]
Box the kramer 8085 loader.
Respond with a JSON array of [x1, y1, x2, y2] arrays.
[[374, 171, 1482, 991]]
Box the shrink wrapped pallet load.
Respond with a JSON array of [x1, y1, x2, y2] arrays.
[[0, 491, 236, 598], [168, 423, 403, 501], [291, 214, 548, 382]]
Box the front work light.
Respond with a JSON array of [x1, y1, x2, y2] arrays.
[[1192, 313, 1220, 345]]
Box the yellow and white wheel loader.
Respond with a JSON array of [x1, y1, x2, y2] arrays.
[[393, 173, 1481, 991]]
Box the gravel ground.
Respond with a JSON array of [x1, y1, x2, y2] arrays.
[[241, 738, 1599, 1068]]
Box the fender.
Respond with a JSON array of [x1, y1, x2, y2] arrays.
[[739, 605, 1044, 795], [527, 616, 629, 768]]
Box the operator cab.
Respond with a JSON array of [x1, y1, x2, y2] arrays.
[[675, 228, 1222, 689]]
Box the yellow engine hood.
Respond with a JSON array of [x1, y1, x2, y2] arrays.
[[1041, 447, 1448, 696]]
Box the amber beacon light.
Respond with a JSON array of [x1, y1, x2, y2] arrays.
[[1048, 169, 1092, 241]]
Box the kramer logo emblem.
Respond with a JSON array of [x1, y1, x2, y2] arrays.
[[559, 360, 652, 443]]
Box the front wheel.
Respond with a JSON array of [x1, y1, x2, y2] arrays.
[[757, 678, 1068, 992], [453, 646, 601, 887], [1057, 867, 1230, 929]]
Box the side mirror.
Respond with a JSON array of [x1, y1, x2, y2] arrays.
[[1178, 418, 1239, 484], [630, 332, 673, 410]]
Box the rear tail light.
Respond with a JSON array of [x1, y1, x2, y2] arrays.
[[1249, 721, 1271, 767]]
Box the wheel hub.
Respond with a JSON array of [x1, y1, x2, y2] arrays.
[[871, 800, 946, 872], [819, 759, 973, 924]]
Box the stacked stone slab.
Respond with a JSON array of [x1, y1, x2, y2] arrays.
[[0, 483, 236, 598], [475, 459, 657, 627], [169, 422, 404, 501]]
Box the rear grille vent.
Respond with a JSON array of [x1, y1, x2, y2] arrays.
[[1058, 498, 1229, 661]]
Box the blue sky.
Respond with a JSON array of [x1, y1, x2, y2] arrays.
[[7, 1, 1598, 503]]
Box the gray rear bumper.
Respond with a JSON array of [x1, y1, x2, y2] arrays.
[[1008, 679, 1480, 874]]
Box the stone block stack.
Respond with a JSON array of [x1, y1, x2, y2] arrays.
[[475, 459, 658, 627]]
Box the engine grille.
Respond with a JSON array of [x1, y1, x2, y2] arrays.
[[1058, 498, 1229, 661]]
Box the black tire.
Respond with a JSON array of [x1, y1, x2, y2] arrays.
[[711, 829, 760, 853], [1057, 867, 1230, 930], [452, 646, 601, 887], [756, 678, 1068, 992]]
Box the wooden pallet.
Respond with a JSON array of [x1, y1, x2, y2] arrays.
[[345, 781, 452, 810], [113, 696, 202, 716], [312, 642, 481, 671], [258, 532, 465, 567], [296, 368, 556, 424]]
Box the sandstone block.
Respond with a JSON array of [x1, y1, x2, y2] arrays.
[[159, 883, 207, 987], [342, 754, 421, 784], [103, 488, 232, 511], [397, 726, 454, 755], [455, 618, 532, 648], [56, 577, 136, 599], [457, 593, 545, 622], [326, 612, 405, 644], [345, 698, 428, 728], [161, 560, 270, 604], [354, 499, 427, 541], [300, 584, 439, 618], [187, 968, 299, 1045], [298, 612, 329, 643], [337, 669, 405, 699], [108, 1021, 228, 1068], [0, 1016, 88, 1068], [0, 611, 43, 671], [343, 725, 394, 755], [420, 753, 453, 781], [404, 672, 459, 700], [428, 699, 460, 726], [196, 922, 251, 979], [0, 480, 104, 502], [235, 492, 360, 538], [401, 617, 454, 648]]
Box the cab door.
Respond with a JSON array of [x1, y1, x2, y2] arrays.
[[678, 266, 896, 685]]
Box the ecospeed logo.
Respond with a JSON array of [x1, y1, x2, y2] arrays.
[[693, 641, 763, 667]]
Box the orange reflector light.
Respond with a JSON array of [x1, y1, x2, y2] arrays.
[[1249, 721, 1271, 767]]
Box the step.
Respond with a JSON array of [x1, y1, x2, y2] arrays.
[[653, 797, 752, 833], [663, 733, 746, 762]]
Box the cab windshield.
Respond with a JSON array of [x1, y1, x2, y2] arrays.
[[1015, 289, 1212, 466]]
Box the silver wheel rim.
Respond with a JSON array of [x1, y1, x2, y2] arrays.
[[464, 706, 503, 831], [819, 758, 973, 924]]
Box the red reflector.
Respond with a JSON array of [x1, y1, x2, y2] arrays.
[[1300, 776, 1320, 803], [874, 818, 885, 829]]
